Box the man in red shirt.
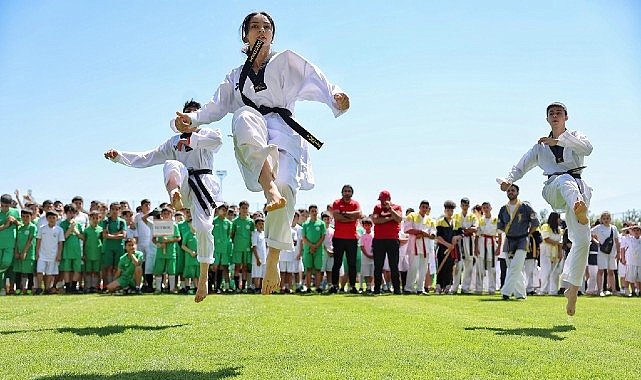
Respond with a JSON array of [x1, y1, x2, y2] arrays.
[[372, 190, 403, 294], [330, 185, 362, 294]]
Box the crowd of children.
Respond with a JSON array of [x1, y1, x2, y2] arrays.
[[1, 192, 639, 298]]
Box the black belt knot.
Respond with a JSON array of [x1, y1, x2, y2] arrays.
[[186, 168, 216, 216]]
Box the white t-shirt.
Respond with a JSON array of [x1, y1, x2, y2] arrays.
[[626, 236, 641, 266], [134, 213, 152, 245], [591, 224, 619, 253], [37, 224, 65, 261], [251, 230, 267, 262]]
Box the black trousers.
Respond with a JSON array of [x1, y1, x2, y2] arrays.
[[332, 238, 358, 287], [498, 257, 507, 289], [436, 245, 454, 289], [373, 239, 400, 292]]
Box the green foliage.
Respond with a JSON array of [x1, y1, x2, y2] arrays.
[[1, 294, 641, 379]]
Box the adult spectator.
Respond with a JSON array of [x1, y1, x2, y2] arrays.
[[371, 190, 403, 294], [330, 185, 362, 293]]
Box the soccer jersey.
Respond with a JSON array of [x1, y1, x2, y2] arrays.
[[101, 217, 126, 249], [37, 224, 65, 260], [156, 224, 180, 259], [231, 216, 255, 253], [59, 219, 83, 259], [83, 225, 104, 261], [302, 218, 326, 255], [0, 207, 20, 249], [118, 250, 143, 278], [16, 222, 37, 260], [213, 216, 232, 254], [182, 229, 199, 268]]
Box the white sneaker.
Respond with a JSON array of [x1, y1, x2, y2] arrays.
[[604, 290, 612, 296], [599, 291, 606, 297]]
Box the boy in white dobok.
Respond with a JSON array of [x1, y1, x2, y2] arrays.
[[404, 201, 436, 294], [105, 100, 222, 303], [499, 102, 592, 316], [474, 202, 500, 294], [452, 198, 478, 294]]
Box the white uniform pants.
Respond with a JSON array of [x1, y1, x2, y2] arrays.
[[524, 258, 538, 293], [542, 174, 592, 287], [539, 254, 562, 294], [139, 241, 157, 275], [163, 160, 218, 264], [232, 106, 298, 252], [502, 249, 527, 298], [405, 253, 429, 292]]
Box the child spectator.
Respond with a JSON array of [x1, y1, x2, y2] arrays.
[[301, 205, 326, 292], [59, 204, 85, 293], [0, 194, 21, 296], [251, 217, 267, 293], [14, 209, 37, 294], [359, 218, 374, 293], [105, 238, 143, 294], [181, 220, 200, 295], [152, 207, 181, 293], [231, 201, 255, 292], [35, 211, 65, 294], [212, 204, 233, 293], [101, 202, 126, 289], [83, 211, 104, 293]]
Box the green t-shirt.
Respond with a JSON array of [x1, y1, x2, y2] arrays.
[[156, 223, 180, 259], [118, 250, 143, 278], [212, 216, 232, 254], [101, 217, 126, 249], [84, 225, 104, 261], [302, 219, 326, 255], [183, 229, 199, 267], [16, 222, 37, 260], [231, 216, 255, 253], [177, 220, 191, 255], [0, 208, 21, 249], [60, 219, 84, 259]]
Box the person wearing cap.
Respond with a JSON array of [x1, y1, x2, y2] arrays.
[[371, 190, 403, 294], [622, 223, 641, 296], [498, 102, 592, 316], [0, 194, 21, 295], [330, 185, 362, 294], [452, 197, 478, 294]]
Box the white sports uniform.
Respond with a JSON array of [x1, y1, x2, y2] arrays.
[[112, 129, 223, 265], [476, 216, 499, 294], [538, 223, 564, 295], [453, 212, 478, 293], [251, 230, 267, 279], [504, 129, 593, 287], [625, 235, 641, 282], [591, 224, 619, 271], [174, 50, 347, 252], [403, 212, 435, 293]]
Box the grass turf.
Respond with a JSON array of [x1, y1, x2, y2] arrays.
[[1, 292, 640, 379]]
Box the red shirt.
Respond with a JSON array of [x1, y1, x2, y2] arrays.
[[332, 198, 360, 239], [372, 204, 402, 239]]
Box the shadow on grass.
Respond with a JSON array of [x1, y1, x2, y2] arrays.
[[465, 325, 576, 341], [35, 367, 242, 380], [1, 324, 185, 337]]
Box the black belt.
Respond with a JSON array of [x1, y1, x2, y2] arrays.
[[238, 40, 324, 150], [546, 166, 585, 179], [187, 168, 216, 216]]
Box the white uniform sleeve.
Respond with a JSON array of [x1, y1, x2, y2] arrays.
[[506, 144, 540, 183], [170, 74, 237, 133], [251, 231, 258, 247], [113, 139, 175, 168], [187, 128, 224, 152], [281, 50, 347, 118], [557, 130, 593, 156]]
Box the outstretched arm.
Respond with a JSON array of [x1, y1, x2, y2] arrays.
[[104, 139, 174, 168], [173, 74, 236, 133], [500, 145, 539, 190]]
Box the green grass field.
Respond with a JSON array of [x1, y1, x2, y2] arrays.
[[1, 293, 640, 379]]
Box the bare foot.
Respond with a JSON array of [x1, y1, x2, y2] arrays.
[[171, 189, 184, 210], [194, 277, 208, 303], [573, 200, 588, 225], [564, 286, 578, 316], [262, 250, 281, 295], [265, 197, 287, 212]]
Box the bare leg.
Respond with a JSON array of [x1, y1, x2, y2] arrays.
[[564, 284, 579, 316], [262, 247, 281, 295], [194, 262, 209, 302], [166, 174, 183, 210], [259, 161, 286, 212]]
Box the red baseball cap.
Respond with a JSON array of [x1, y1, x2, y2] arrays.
[[378, 190, 391, 201]]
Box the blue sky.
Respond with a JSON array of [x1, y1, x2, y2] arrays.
[[1, 1, 640, 218]]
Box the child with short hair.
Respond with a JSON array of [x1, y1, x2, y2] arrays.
[[301, 205, 326, 292], [35, 211, 65, 294], [212, 204, 232, 293], [59, 204, 85, 293], [623, 224, 641, 296], [121, 209, 138, 240], [0, 194, 21, 296], [231, 201, 255, 292], [101, 202, 126, 289], [359, 218, 374, 292], [152, 208, 181, 293], [251, 217, 267, 293], [14, 209, 37, 294], [181, 220, 200, 295], [106, 238, 143, 294], [320, 212, 336, 292], [176, 209, 193, 293], [83, 211, 103, 293]]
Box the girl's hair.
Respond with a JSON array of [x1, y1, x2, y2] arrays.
[[240, 11, 276, 52], [547, 212, 561, 234]]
